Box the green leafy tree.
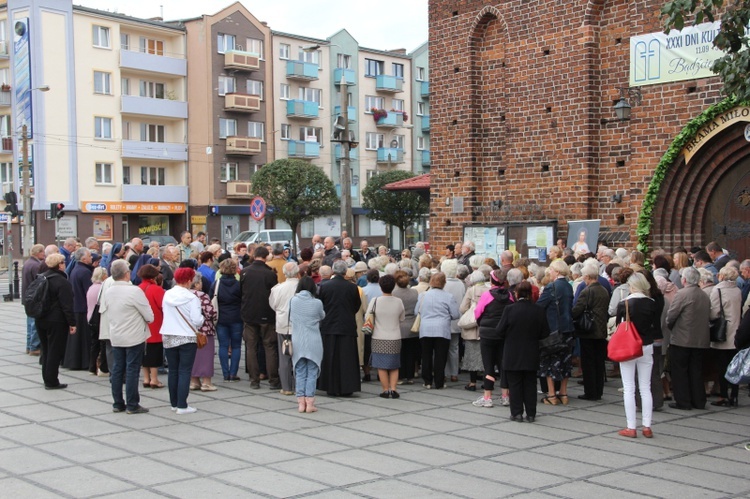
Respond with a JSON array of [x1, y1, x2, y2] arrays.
[[662, 0, 750, 100], [251, 159, 338, 254], [362, 170, 429, 249]]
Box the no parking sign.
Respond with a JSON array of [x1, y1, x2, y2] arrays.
[[250, 196, 266, 221]]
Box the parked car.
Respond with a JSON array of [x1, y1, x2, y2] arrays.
[[141, 234, 178, 246], [230, 229, 300, 255]]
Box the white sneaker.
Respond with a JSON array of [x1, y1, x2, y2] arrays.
[[472, 396, 493, 408], [500, 395, 510, 406], [170, 407, 177, 412], [176, 406, 197, 415]]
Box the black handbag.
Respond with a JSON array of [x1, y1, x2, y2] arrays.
[[573, 288, 596, 336], [539, 282, 569, 357], [88, 287, 102, 330], [709, 289, 728, 343]]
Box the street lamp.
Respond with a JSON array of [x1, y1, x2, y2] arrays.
[[601, 87, 642, 124], [21, 84, 50, 258]]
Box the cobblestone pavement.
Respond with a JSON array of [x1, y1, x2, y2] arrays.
[[0, 297, 748, 498]]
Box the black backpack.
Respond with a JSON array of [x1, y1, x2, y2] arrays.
[[23, 274, 50, 319]]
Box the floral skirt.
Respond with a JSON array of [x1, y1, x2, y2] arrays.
[[538, 334, 574, 381]]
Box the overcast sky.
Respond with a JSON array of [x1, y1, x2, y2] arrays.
[[75, 0, 428, 51]]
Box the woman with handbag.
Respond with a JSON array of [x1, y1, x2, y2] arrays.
[[367, 274, 406, 398], [189, 274, 218, 392], [459, 270, 488, 391], [615, 273, 660, 438], [137, 264, 165, 388], [393, 270, 419, 385], [290, 276, 325, 413], [709, 266, 742, 407], [160, 268, 205, 414]]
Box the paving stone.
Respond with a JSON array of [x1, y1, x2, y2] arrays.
[[203, 439, 304, 464], [92, 456, 197, 487], [149, 447, 248, 475], [217, 467, 329, 496], [143, 423, 235, 446], [543, 480, 657, 499], [409, 433, 511, 458], [703, 444, 750, 463], [347, 478, 458, 498], [0, 446, 69, 474], [252, 431, 349, 455], [26, 466, 133, 497], [206, 417, 284, 438], [339, 418, 435, 440], [282, 457, 380, 486], [319, 448, 430, 475], [491, 450, 611, 479], [449, 426, 552, 450], [45, 417, 127, 437], [36, 438, 130, 464], [367, 441, 473, 467], [94, 430, 187, 454], [0, 476, 63, 498], [533, 442, 648, 468], [239, 410, 327, 431], [379, 412, 468, 433], [3, 423, 77, 446], [627, 461, 750, 495], [450, 459, 567, 489], [300, 424, 395, 447], [401, 468, 525, 497], [588, 471, 726, 498], [153, 476, 265, 497]]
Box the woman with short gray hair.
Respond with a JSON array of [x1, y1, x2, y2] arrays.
[[459, 270, 488, 390]]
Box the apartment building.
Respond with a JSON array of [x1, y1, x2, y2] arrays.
[[183, 2, 273, 247], [411, 42, 429, 176], [0, 0, 188, 254]]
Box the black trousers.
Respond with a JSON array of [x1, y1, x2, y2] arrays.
[[480, 337, 507, 391], [580, 338, 607, 399], [399, 336, 419, 379], [421, 337, 449, 388], [506, 370, 537, 417], [670, 345, 706, 409], [37, 322, 67, 388], [89, 325, 107, 373]]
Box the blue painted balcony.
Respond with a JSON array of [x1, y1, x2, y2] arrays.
[[376, 147, 404, 164], [375, 74, 403, 93], [286, 60, 319, 80], [336, 183, 358, 198], [421, 81, 429, 99], [288, 140, 320, 159], [334, 144, 358, 161], [224, 50, 260, 72], [121, 140, 188, 162], [120, 49, 187, 77], [375, 111, 404, 128], [286, 99, 319, 119], [421, 150, 430, 167], [333, 68, 356, 85], [421, 115, 430, 133], [334, 105, 357, 123]]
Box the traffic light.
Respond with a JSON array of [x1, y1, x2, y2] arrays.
[[50, 202, 65, 219], [3, 191, 18, 218]]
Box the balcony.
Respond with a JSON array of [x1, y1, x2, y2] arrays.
[[0, 136, 12, 154], [421, 80, 429, 99], [334, 105, 356, 123], [224, 93, 261, 113], [226, 136, 262, 156], [224, 50, 260, 72], [121, 96, 187, 120], [333, 68, 356, 85], [286, 99, 319, 119], [286, 60, 318, 81], [334, 144, 358, 161], [375, 111, 404, 128], [121, 140, 188, 162], [122, 185, 188, 203], [120, 50, 187, 77], [226, 181, 253, 198], [0, 90, 10, 106], [376, 147, 404, 164], [421, 150, 430, 167], [287, 140, 320, 159], [375, 75, 403, 93], [421, 115, 430, 133]]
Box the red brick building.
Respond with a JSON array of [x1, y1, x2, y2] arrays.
[[428, 0, 749, 258]]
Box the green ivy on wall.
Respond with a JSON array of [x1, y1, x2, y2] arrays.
[[636, 96, 748, 253]]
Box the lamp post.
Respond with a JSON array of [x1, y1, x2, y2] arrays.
[[21, 84, 50, 259]]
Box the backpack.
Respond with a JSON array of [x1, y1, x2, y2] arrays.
[[23, 274, 50, 319]]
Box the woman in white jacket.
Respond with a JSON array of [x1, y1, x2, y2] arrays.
[[160, 267, 204, 414]]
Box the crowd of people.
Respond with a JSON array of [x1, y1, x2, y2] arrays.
[[21, 232, 750, 438]]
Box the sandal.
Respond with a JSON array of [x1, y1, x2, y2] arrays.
[[464, 384, 477, 391], [143, 382, 150, 388], [189, 383, 201, 391], [557, 394, 569, 405], [150, 382, 164, 389], [542, 395, 559, 405]]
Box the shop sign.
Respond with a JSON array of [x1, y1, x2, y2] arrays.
[[81, 201, 186, 214], [683, 106, 750, 163]]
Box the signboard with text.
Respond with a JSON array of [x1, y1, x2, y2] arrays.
[[81, 201, 186, 214]]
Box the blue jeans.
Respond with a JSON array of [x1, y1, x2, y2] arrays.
[[217, 322, 243, 378], [165, 342, 197, 409], [27, 317, 41, 352], [294, 358, 319, 397], [111, 343, 145, 411]]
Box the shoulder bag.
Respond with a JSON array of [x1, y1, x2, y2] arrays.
[[176, 306, 207, 349], [211, 279, 220, 325], [725, 347, 750, 385], [539, 282, 568, 357], [607, 299, 643, 362], [88, 286, 103, 330], [573, 287, 596, 336], [709, 289, 728, 343], [362, 297, 377, 336], [410, 297, 423, 334], [282, 300, 293, 356]]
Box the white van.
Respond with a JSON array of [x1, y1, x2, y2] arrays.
[[231, 229, 299, 251]]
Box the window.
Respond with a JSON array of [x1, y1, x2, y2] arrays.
[[246, 38, 264, 57], [247, 121, 264, 140], [365, 95, 384, 111], [299, 126, 322, 144], [220, 162, 238, 182], [365, 58, 383, 77], [140, 166, 165, 186], [392, 99, 405, 112], [94, 71, 112, 95], [140, 124, 165, 143], [417, 136, 426, 150], [252, 164, 262, 174], [279, 83, 290, 100], [139, 37, 164, 55], [0, 115, 8, 138], [139, 81, 165, 99], [392, 134, 405, 149], [121, 78, 130, 96], [1, 162, 13, 193], [280, 124, 291, 140], [217, 33, 236, 54], [120, 33, 129, 50], [336, 90, 353, 107], [299, 49, 320, 64], [95, 163, 113, 184], [365, 132, 383, 150], [299, 87, 322, 105], [416, 66, 425, 81], [123, 166, 131, 185], [336, 53, 352, 69], [92, 25, 110, 48], [122, 121, 131, 140], [218, 76, 236, 96], [94, 117, 112, 139], [219, 118, 237, 138], [417, 101, 425, 116], [392, 63, 404, 78], [279, 43, 290, 60], [246, 80, 264, 99]]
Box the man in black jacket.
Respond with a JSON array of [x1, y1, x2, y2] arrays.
[[240, 245, 280, 389]]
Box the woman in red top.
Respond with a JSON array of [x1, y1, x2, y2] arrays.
[[138, 264, 166, 388]]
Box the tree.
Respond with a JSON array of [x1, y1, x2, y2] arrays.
[[362, 170, 429, 250], [662, 0, 750, 100], [251, 159, 338, 254]]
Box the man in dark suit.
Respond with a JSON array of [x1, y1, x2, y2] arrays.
[[318, 260, 362, 396], [240, 245, 280, 389]]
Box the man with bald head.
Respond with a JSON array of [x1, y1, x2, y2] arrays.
[[127, 238, 144, 270], [59, 237, 77, 266]]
